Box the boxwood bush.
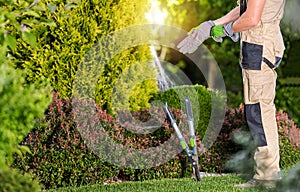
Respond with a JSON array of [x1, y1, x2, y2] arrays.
[[151, 84, 226, 139]]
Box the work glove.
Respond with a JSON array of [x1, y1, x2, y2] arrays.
[[210, 22, 239, 43], [177, 20, 215, 54]]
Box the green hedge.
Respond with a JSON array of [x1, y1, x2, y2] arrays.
[[10, 0, 157, 112], [151, 84, 226, 139]]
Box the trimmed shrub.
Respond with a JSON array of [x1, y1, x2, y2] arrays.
[[13, 93, 118, 189], [0, 167, 41, 192], [277, 110, 300, 169], [151, 84, 226, 139], [199, 104, 248, 173], [13, 93, 191, 189]]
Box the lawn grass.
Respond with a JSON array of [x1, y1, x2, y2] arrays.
[[47, 175, 270, 192]]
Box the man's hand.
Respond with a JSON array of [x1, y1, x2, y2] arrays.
[[210, 22, 239, 43], [177, 20, 215, 54]]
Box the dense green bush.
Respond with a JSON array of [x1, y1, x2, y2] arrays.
[[151, 84, 226, 138], [10, 0, 157, 112], [0, 0, 54, 62], [0, 1, 53, 191], [0, 62, 51, 168], [0, 0, 51, 168], [0, 167, 41, 192]]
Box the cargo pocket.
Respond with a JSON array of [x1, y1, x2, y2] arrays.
[[247, 69, 276, 104], [241, 42, 263, 70], [249, 84, 263, 103]]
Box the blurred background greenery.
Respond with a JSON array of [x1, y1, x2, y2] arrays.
[[0, 0, 299, 191]]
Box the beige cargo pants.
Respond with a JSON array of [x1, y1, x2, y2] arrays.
[[242, 63, 280, 180], [241, 21, 284, 181]]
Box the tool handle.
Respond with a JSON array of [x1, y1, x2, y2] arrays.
[[163, 102, 175, 125], [240, 0, 247, 16], [184, 97, 193, 121], [163, 103, 190, 152]]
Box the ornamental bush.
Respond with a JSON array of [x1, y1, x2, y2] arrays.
[[13, 92, 191, 189], [275, 86, 300, 126], [11, 84, 222, 189], [151, 84, 226, 139], [10, 0, 157, 112]]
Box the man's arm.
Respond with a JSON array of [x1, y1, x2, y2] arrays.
[[214, 0, 266, 32], [177, 0, 267, 53], [232, 0, 266, 32], [213, 7, 240, 26]]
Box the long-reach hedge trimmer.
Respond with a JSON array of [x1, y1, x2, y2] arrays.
[[163, 97, 201, 181]]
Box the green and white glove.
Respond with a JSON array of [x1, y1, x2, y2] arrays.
[[210, 22, 239, 43], [177, 20, 215, 54]]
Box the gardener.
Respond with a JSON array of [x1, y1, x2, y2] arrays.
[[177, 0, 286, 188]]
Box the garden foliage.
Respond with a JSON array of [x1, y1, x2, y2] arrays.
[[275, 86, 300, 126], [4, 0, 300, 190], [13, 92, 191, 189], [10, 0, 157, 113], [0, 0, 53, 191], [13, 89, 300, 189], [0, 0, 52, 168], [0, 167, 41, 192], [0, 63, 51, 168]]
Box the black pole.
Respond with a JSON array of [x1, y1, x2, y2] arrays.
[[240, 0, 247, 16]]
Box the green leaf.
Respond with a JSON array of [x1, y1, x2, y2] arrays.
[[22, 10, 40, 18], [4, 12, 19, 29], [21, 31, 36, 48], [64, 3, 77, 10], [21, 19, 38, 27], [5, 34, 16, 52], [40, 19, 57, 27], [17, 145, 31, 155], [0, 31, 4, 45]]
